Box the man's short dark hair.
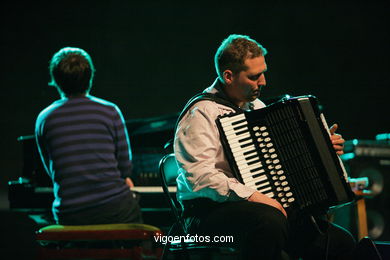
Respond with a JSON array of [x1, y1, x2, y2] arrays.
[[49, 47, 95, 96], [214, 34, 267, 80]]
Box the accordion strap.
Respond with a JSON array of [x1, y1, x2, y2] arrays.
[[163, 92, 242, 152], [176, 92, 242, 126]]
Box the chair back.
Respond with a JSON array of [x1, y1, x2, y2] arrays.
[[158, 153, 187, 234]]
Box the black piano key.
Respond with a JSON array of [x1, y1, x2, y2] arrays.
[[250, 167, 263, 173], [247, 159, 261, 165], [243, 149, 257, 156], [245, 154, 259, 161], [238, 136, 252, 143], [231, 118, 247, 126], [233, 124, 248, 131]]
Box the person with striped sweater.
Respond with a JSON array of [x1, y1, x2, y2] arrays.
[[35, 47, 141, 225]]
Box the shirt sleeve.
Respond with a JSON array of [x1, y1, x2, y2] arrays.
[[174, 101, 257, 202], [35, 113, 51, 177], [113, 105, 133, 178]]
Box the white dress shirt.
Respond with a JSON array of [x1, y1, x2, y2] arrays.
[[174, 79, 266, 203]]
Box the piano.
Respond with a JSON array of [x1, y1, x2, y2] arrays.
[[8, 113, 179, 230]]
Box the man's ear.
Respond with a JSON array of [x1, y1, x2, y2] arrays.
[[222, 70, 233, 85]]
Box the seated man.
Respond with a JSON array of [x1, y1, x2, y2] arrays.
[[35, 47, 141, 225], [174, 34, 355, 259]]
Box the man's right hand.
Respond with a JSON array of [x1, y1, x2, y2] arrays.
[[248, 191, 287, 218]]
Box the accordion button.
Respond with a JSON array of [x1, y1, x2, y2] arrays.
[[276, 186, 283, 191], [260, 126, 267, 131], [288, 198, 295, 203], [271, 154, 278, 159], [260, 143, 266, 147], [268, 165, 274, 170], [266, 143, 273, 148], [269, 148, 276, 153], [264, 137, 271, 142], [281, 198, 287, 202], [257, 138, 264, 142], [275, 165, 282, 170], [273, 176, 279, 181], [283, 203, 290, 208], [270, 170, 276, 175], [266, 159, 272, 164], [278, 193, 285, 198], [273, 159, 280, 164], [277, 170, 284, 175], [261, 148, 268, 153], [281, 181, 288, 186], [279, 176, 286, 181], [255, 132, 261, 136], [283, 187, 290, 192], [274, 181, 281, 186], [286, 192, 293, 197], [253, 126, 260, 131], [262, 132, 269, 137]]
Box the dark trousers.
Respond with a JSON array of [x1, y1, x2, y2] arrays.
[[183, 198, 356, 260], [58, 191, 142, 225]]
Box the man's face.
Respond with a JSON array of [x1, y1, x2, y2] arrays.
[[227, 56, 267, 105]]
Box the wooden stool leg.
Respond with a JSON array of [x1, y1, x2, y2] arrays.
[[356, 198, 368, 240]]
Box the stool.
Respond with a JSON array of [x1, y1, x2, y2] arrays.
[[36, 223, 163, 260], [354, 190, 373, 240]]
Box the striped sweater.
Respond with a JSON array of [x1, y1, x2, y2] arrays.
[[35, 95, 132, 221]]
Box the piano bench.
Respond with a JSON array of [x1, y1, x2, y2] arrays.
[[36, 223, 163, 260]]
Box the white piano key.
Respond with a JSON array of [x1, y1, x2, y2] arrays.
[[241, 168, 265, 177], [220, 114, 245, 123], [258, 186, 272, 193], [231, 144, 256, 154], [242, 174, 267, 184], [245, 179, 269, 187], [225, 128, 249, 138], [237, 161, 262, 171], [265, 191, 274, 198], [221, 120, 247, 128], [226, 132, 250, 141]]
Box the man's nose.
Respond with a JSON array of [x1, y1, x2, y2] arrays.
[[257, 74, 266, 87]]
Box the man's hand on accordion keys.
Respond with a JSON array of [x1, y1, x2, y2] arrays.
[[329, 123, 345, 155], [248, 191, 288, 218]]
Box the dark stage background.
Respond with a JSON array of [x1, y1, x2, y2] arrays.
[[0, 1, 389, 208]]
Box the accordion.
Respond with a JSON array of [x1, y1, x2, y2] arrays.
[[216, 95, 354, 215]]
